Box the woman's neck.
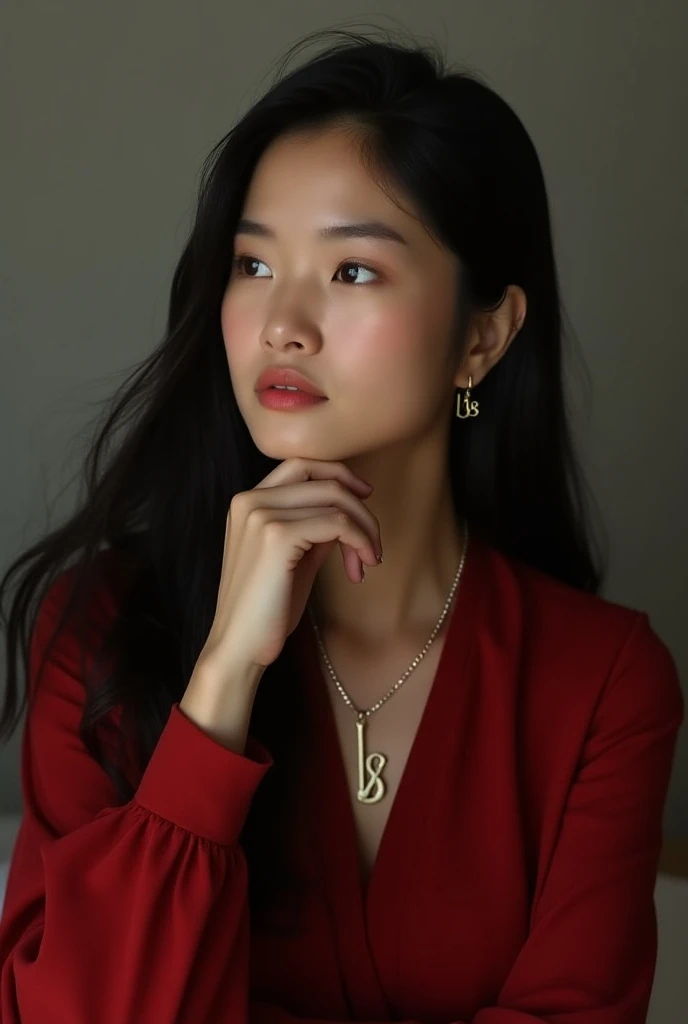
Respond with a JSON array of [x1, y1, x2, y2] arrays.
[[309, 489, 466, 644]]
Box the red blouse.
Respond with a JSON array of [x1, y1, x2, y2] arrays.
[[0, 533, 683, 1023]]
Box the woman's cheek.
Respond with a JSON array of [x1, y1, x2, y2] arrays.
[[221, 302, 257, 364], [339, 304, 416, 368]]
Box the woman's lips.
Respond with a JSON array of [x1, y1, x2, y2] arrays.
[[255, 367, 327, 396], [257, 388, 329, 410]]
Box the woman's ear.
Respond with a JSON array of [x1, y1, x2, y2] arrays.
[[454, 285, 527, 388]]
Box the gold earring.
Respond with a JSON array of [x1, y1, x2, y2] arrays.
[[456, 375, 479, 419]]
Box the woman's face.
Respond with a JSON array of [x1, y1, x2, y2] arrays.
[[221, 125, 462, 465]]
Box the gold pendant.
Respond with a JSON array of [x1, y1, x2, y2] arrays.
[[456, 390, 479, 418], [356, 714, 387, 804]]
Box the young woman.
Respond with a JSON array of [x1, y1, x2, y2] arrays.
[[0, 27, 683, 1024]]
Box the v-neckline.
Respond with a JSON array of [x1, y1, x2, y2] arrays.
[[289, 532, 485, 1015]]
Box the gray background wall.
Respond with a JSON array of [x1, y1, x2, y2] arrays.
[[1, 0, 686, 836]]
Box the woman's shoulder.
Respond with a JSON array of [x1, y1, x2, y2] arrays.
[[28, 547, 135, 696], [34, 547, 131, 631], [477, 536, 684, 724], [481, 534, 650, 641]]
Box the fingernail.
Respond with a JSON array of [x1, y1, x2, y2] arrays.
[[360, 566, 366, 582]]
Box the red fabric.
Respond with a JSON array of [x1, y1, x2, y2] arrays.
[[0, 534, 683, 1023]]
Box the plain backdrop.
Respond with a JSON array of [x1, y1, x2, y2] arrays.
[[1, 0, 686, 837]]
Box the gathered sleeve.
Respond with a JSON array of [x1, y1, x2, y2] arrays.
[[0, 576, 273, 1023]]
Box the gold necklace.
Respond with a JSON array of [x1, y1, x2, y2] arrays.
[[307, 518, 469, 804]]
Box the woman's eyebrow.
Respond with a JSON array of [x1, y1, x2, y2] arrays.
[[235, 218, 410, 246]]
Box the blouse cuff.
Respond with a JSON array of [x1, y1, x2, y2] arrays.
[[134, 702, 274, 845]]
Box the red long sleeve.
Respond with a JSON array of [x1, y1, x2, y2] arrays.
[[0, 576, 275, 1022], [0, 538, 684, 1023]]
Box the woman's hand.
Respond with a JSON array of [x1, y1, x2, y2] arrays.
[[196, 457, 382, 677]]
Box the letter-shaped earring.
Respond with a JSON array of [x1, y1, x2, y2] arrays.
[[456, 375, 480, 418]]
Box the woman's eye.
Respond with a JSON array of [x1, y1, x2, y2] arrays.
[[231, 255, 379, 285], [334, 261, 379, 285], [231, 255, 271, 278]]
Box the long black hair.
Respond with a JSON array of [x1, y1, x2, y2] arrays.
[[0, 25, 605, 929]]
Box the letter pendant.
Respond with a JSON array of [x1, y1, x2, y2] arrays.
[[356, 714, 387, 804], [456, 392, 479, 418]]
